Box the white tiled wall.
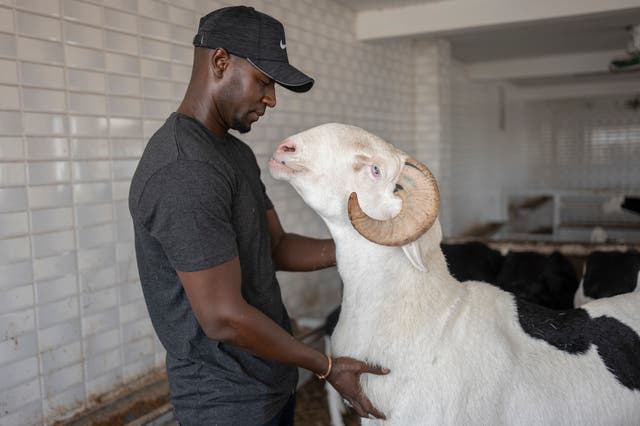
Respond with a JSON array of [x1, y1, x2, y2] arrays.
[[0, 0, 428, 424]]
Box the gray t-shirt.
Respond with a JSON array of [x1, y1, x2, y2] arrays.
[[129, 112, 297, 425]]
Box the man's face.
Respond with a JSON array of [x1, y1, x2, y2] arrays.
[[220, 56, 276, 134]]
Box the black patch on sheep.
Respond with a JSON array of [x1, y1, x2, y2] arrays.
[[515, 298, 640, 390], [583, 250, 640, 299], [441, 242, 503, 284], [497, 251, 578, 310]]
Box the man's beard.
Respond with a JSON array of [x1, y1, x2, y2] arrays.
[[222, 70, 252, 134]]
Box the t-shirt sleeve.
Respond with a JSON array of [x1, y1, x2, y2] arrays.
[[138, 160, 238, 272]]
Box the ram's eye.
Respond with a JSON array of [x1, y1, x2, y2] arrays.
[[371, 164, 381, 177]]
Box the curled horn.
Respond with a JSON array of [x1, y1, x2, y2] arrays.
[[347, 158, 440, 246]]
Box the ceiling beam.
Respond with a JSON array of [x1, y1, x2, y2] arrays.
[[466, 50, 625, 80], [356, 0, 640, 41], [508, 79, 640, 101]]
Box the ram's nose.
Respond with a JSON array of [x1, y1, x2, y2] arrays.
[[276, 138, 297, 154]]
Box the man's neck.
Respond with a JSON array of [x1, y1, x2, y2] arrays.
[[177, 92, 228, 138]]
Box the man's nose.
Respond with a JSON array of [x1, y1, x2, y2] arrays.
[[262, 83, 276, 108]]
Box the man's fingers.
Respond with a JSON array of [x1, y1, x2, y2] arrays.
[[360, 396, 386, 420], [360, 363, 390, 375], [350, 399, 367, 418]]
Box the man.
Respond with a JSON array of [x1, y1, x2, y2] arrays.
[[129, 6, 388, 425]]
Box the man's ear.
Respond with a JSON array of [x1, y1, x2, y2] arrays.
[[211, 48, 231, 78]]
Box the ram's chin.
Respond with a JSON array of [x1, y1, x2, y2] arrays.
[[268, 159, 294, 181]]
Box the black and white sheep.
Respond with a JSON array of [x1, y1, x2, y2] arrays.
[[270, 123, 640, 425], [574, 250, 640, 307]]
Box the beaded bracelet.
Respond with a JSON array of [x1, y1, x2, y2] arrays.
[[315, 355, 332, 380]]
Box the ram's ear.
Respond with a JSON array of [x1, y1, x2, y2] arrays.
[[402, 240, 428, 272]]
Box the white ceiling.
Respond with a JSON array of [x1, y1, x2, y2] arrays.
[[334, 0, 640, 92]]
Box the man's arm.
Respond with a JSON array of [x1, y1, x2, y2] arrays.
[[178, 259, 388, 419], [267, 208, 336, 271]]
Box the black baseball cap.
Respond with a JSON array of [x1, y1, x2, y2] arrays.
[[193, 6, 314, 93]]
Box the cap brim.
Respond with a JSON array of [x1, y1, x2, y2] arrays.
[[247, 58, 314, 93]]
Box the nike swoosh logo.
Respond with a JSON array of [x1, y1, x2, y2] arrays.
[[280, 40, 286, 49]]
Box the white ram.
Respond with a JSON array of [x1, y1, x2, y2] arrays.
[[269, 123, 640, 426]]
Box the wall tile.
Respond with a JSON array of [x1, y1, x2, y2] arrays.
[[0, 111, 23, 134], [65, 45, 105, 70], [142, 78, 171, 99], [168, 5, 196, 28], [0, 356, 38, 389], [0, 309, 35, 344], [27, 137, 69, 160], [69, 93, 107, 115], [104, 8, 137, 33], [33, 251, 76, 281], [73, 160, 111, 182], [0, 6, 13, 33], [105, 30, 138, 55], [0, 330, 37, 365], [40, 341, 82, 375], [43, 362, 83, 397], [0, 162, 26, 186], [0, 378, 41, 416], [123, 354, 154, 382], [16, 11, 61, 41], [64, 22, 103, 49], [83, 287, 118, 315], [140, 58, 170, 78], [62, 0, 101, 26], [143, 99, 174, 118], [32, 229, 75, 258], [140, 37, 170, 59], [107, 0, 137, 13], [28, 161, 70, 185], [0, 211, 29, 238], [67, 68, 106, 93], [0, 237, 31, 265], [110, 117, 143, 137], [31, 207, 73, 233], [137, 0, 168, 21], [0, 187, 26, 212], [71, 138, 110, 159], [0, 284, 34, 315], [112, 180, 129, 200], [70, 115, 108, 137], [29, 184, 72, 209], [0, 260, 32, 289], [16, 0, 60, 17], [122, 317, 153, 343], [0, 32, 16, 58], [80, 264, 116, 291], [105, 51, 140, 74], [123, 335, 154, 364], [0, 59, 17, 84], [20, 62, 65, 88], [109, 96, 142, 117], [17, 37, 64, 65], [111, 138, 144, 158], [73, 182, 112, 204], [76, 203, 113, 227], [82, 307, 118, 337], [171, 63, 190, 81], [112, 159, 137, 180], [85, 370, 122, 401], [0, 84, 19, 109], [86, 348, 121, 380], [36, 274, 77, 305], [43, 383, 84, 420], [77, 223, 115, 249], [22, 88, 66, 112], [38, 319, 81, 352], [23, 112, 67, 136], [139, 17, 171, 40], [108, 74, 141, 96], [37, 295, 79, 326]]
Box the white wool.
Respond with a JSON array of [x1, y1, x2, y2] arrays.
[[270, 123, 640, 425]]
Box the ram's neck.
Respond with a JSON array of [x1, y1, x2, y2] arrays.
[[329, 224, 461, 318]]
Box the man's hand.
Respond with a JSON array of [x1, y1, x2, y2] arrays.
[[326, 357, 390, 419]]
